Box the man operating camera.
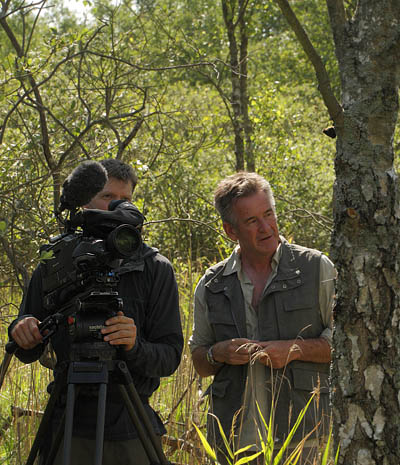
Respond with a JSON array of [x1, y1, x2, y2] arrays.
[[8, 159, 183, 465]]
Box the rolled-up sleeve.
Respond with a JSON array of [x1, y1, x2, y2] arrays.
[[188, 275, 215, 353]]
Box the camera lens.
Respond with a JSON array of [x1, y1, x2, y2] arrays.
[[106, 224, 141, 258]]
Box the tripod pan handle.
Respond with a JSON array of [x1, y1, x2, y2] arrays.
[[5, 340, 18, 354]]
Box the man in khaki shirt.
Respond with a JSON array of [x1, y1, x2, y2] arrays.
[[189, 172, 335, 465]]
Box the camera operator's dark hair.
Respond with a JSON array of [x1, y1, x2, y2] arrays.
[[214, 171, 276, 226], [100, 159, 138, 192]]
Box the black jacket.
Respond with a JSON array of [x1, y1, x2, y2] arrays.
[[9, 242, 183, 440]]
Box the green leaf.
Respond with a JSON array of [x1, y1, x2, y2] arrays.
[[0, 220, 6, 236], [320, 425, 332, 465], [272, 392, 316, 465], [39, 249, 54, 263], [234, 451, 262, 465], [210, 413, 234, 461], [192, 422, 217, 462], [335, 443, 341, 464]]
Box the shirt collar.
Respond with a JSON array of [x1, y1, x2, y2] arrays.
[[223, 242, 283, 276]]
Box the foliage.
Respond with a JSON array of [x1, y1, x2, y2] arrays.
[[193, 393, 339, 465], [0, 0, 345, 463], [0, 0, 338, 287]]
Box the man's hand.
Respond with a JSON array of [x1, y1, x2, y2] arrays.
[[101, 311, 137, 351], [255, 340, 300, 369], [11, 317, 43, 350], [191, 338, 259, 377], [255, 338, 332, 368], [212, 338, 259, 365]]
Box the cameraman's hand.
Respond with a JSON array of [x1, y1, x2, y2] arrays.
[[11, 317, 43, 350], [102, 311, 137, 351]]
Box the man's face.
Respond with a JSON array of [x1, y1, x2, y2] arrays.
[[84, 177, 133, 211], [223, 190, 279, 260]]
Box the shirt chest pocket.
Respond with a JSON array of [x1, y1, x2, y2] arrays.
[[272, 275, 316, 312], [208, 309, 240, 341], [273, 283, 321, 340]]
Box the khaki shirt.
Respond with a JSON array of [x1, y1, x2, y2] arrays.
[[189, 244, 335, 351]]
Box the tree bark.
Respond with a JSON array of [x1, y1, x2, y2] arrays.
[[326, 1, 400, 463]]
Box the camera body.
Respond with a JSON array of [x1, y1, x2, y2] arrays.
[[39, 201, 144, 361]]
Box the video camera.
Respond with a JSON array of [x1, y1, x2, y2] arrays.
[[40, 200, 144, 361], [6, 161, 145, 361]]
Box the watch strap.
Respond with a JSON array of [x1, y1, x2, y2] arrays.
[[206, 345, 222, 366]]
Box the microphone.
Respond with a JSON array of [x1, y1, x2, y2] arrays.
[[59, 161, 108, 212]]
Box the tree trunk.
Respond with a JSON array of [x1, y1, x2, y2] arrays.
[[221, 0, 254, 172], [239, 1, 255, 172], [327, 1, 400, 463]]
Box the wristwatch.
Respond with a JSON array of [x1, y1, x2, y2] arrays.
[[206, 345, 222, 366]]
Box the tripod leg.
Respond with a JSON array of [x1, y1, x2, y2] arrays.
[[62, 382, 76, 465], [94, 382, 107, 465], [43, 410, 66, 465], [118, 385, 161, 465], [116, 361, 170, 465], [25, 374, 66, 465], [0, 352, 12, 391], [44, 385, 81, 465]]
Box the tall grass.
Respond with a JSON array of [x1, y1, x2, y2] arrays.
[[0, 263, 336, 465], [193, 394, 338, 465]]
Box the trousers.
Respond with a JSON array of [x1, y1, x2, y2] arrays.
[[40, 435, 163, 465]]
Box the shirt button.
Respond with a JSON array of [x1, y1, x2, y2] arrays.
[[297, 279, 301, 284], [282, 284, 287, 289]]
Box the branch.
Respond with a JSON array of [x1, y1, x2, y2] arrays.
[[84, 50, 219, 74], [25, 0, 47, 55], [0, 236, 30, 291], [0, 10, 55, 173], [287, 208, 333, 232], [326, 0, 347, 27], [275, 0, 343, 126], [275, 193, 333, 232], [0, 46, 80, 144], [117, 116, 145, 159], [325, 0, 348, 63], [165, 374, 197, 424], [144, 217, 234, 243], [0, 0, 46, 21], [162, 435, 204, 460]]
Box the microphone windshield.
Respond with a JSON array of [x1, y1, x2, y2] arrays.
[[60, 161, 108, 211]]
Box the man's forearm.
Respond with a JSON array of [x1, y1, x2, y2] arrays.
[[191, 346, 221, 377], [191, 338, 255, 377], [292, 337, 332, 364], [257, 337, 331, 369]]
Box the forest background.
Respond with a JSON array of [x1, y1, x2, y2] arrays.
[[0, 0, 398, 464]]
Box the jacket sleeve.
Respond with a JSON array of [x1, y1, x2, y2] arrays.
[[8, 267, 46, 364], [120, 255, 183, 378], [188, 274, 215, 352]]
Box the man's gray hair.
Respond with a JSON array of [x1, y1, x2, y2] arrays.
[[214, 171, 276, 225]]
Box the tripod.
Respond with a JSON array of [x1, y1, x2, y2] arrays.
[[25, 358, 171, 465]]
